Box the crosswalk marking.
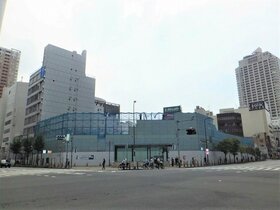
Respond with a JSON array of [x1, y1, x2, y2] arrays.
[[0, 168, 127, 178], [187, 164, 280, 172]]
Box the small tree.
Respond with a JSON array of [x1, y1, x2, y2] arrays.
[[33, 136, 45, 166], [10, 138, 22, 165], [239, 145, 246, 162], [254, 148, 261, 160], [23, 138, 33, 165], [228, 138, 240, 163], [216, 139, 231, 163], [246, 147, 255, 161]]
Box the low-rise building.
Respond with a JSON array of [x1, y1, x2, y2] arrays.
[[219, 101, 277, 157], [35, 108, 253, 167]]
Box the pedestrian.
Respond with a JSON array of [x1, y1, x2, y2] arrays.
[[102, 158, 106, 170], [192, 157, 195, 167], [171, 157, 174, 167]]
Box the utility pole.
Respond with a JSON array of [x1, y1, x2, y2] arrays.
[[204, 117, 212, 165], [132, 100, 136, 167], [176, 116, 194, 168]]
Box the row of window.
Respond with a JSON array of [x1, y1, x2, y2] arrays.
[[26, 103, 41, 115], [5, 120, 11, 126], [4, 128, 10, 134], [24, 114, 39, 125], [27, 93, 40, 105]]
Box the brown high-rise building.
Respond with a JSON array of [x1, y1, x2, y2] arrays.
[[0, 47, 21, 97]]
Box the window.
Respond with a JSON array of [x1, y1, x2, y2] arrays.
[[5, 120, 11, 126], [4, 128, 10, 134]]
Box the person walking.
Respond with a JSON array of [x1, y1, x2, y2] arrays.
[[102, 158, 106, 170]]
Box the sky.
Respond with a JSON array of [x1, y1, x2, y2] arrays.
[[0, 0, 279, 114]]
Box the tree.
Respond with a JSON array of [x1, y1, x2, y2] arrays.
[[228, 138, 240, 163], [23, 138, 33, 165], [245, 147, 255, 161], [216, 139, 232, 163], [10, 138, 22, 165], [33, 136, 45, 166], [239, 145, 246, 162], [254, 148, 261, 160]]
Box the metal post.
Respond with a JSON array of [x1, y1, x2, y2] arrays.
[[109, 141, 111, 166], [204, 117, 211, 165], [176, 120, 180, 166], [65, 140, 69, 168], [176, 116, 194, 168], [132, 100, 136, 166], [70, 135, 73, 168]]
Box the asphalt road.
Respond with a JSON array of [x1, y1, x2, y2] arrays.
[[0, 161, 279, 210]]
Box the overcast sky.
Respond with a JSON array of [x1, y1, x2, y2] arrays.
[[0, 0, 279, 114]]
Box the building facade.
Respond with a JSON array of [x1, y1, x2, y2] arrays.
[[95, 97, 120, 115], [217, 112, 244, 137], [23, 44, 96, 136], [0, 82, 28, 159], [219, 102, 276, 156], [235, 48, 280, 119], [35, 111, 253, 167], [0, 47, 21, 97]]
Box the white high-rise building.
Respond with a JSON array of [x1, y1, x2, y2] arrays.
[[23, 44, 96, 136], [235, 48, 280, 119], [0, 82, 28, 158], [0, 47, 21, 97]]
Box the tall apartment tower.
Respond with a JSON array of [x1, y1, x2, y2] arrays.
[[235, 48, 280, 119], [23, 44, 96, 136], [0, 47, 21, 97]]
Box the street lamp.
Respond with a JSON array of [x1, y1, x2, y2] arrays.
[[132, 100, 136, 164], [203, 117, 212, 165], [176, 116, 194, 167]]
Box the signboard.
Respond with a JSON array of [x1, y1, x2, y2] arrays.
[[78, 154, 95, 160], [249, 101, 268, 111], [56, 135, 65, 141], [40, 66, 46, 78], [163, 106, 182, 114], [162, 113, 174, 120]]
